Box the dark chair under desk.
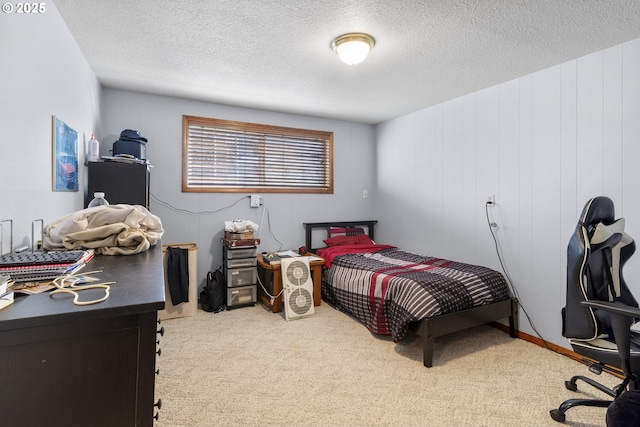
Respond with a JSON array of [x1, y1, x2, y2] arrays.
[[550, 196, 640, 424]]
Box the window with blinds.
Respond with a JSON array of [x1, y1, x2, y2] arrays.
[[182, 116, 333, 193]]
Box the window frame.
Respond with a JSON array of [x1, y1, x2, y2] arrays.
[[182, 115, 334, 194]]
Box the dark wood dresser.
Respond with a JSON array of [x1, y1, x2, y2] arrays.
[[0, 245, 165, 426]]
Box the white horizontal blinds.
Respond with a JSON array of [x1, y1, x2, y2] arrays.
[[184, 116, 332, 192]]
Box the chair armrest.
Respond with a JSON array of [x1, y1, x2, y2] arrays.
[[581, 300, 640, 372], [581, 300, 640, 319]]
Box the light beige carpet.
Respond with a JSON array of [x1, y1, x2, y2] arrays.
[[155, 304, 618, 427]]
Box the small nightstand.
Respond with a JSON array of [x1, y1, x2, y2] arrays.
[[256, 254, 324, 313]]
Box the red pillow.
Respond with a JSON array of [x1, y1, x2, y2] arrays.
[[323, 234, 374, 247]]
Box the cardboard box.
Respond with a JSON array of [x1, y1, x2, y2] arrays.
[[225, 231, 254, 240]]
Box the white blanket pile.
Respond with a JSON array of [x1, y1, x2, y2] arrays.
[[43, 204, 164, 255]]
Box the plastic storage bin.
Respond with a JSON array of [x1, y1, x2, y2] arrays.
[[226, 257, 257, 269], [227, 285, 257, 308], [226, 267, 257, 287], [225, 247, 257, 258]]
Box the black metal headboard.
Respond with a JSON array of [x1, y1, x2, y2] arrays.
[[303, 220, 378, 252]]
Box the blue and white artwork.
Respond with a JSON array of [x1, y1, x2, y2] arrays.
[[52, 116, 78, 191]]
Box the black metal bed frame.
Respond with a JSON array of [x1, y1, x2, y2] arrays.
[[303, 220, 519, 367]]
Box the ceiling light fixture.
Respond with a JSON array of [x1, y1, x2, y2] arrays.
[[331, 33, 375, 65]]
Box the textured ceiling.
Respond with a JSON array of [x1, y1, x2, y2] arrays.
[[53, 0, 640, 124]]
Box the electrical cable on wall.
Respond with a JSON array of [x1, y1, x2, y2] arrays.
[[150, 193, 249, 215], [485, 201, 554, 351], [263, 205, 283, 251], [150, 192, 284, 250]]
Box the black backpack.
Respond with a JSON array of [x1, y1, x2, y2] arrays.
[[200, 267, 225, 313]]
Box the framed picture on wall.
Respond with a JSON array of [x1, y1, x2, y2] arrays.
[[52, 115, 79, 191]]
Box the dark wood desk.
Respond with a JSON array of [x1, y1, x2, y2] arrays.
[[256, 253, 324, 313], [0, 245, 165, 427]]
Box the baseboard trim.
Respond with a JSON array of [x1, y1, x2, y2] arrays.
[[489, 321, 624, 379]]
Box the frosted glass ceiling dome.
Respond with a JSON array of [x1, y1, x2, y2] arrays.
[[331, 33, 375, 65]]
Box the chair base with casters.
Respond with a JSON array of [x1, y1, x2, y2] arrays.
[[549, 369, 628, 423], [550, 301, 640, 423]]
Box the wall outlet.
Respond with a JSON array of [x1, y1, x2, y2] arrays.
[[363, 189, 368, 199], [487, 194, 496, 205], [250, 194, 261, 208]]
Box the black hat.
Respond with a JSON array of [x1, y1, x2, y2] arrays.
[[119, 129, 148, 143]]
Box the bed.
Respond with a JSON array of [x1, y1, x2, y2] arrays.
[[303, 220, 519, 367]]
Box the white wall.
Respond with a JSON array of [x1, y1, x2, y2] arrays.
[[0, 1, 101, 252], [375, 38, 640, 349], [101, 89, 376, 287]]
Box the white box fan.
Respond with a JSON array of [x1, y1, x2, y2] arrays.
[[281, 257, 315, 321]]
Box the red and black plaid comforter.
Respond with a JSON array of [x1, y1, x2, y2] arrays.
[[320, 246, 510, 342]]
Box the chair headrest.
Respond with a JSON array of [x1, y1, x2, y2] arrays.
[[579, 196, 615, 230], [590, 218, 625, 252]]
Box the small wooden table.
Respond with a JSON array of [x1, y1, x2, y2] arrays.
[[256, 253, 325, 313]]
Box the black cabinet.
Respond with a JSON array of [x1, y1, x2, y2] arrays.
[[86, 161, 149, 208], [0, 245, 165, 426]]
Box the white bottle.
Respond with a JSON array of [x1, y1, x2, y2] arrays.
[[88, 192, 109, 208], [87, 134, 100, 162]]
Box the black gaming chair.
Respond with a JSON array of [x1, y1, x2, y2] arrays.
[[550, 196, 640, 423]]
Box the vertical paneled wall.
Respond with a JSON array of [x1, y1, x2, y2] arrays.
[[374, 38, 640, 348]]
